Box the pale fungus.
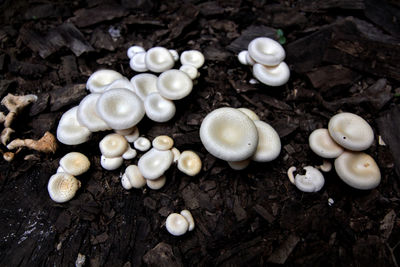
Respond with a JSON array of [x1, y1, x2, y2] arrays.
[[290, 166, 325, 193], [1, 127, 15, 145], [146, 175, 167, 190], [227, 159, 251, 170], [156, 69, 193, 100], [121, 165, 146, 189], [152, 135, 174, 151], [180, 50, 205, 68], [252, 120, 281, 162], [134, 137, 151, 152], [127, 45, 145, 59], [57, 106, 91, 145], [309, 128, 344, 158], [237, 108, 260, 121], [144, 93, 176, 122], [100, 155, 124, 170], [86, 69, 124, 94], [8, 131, 57, 153], [177, 150, 202, 176], [138, 148, 173, 180], [171, 147, 181, 163], [129, 52, 148, 72], [130, 73, 158, 101], [179, 64, 199, 80], [1, 93, 38, 128], [99, 133, 128, 158], [180, 210, 195, 231], [77, 93, 110, 132], [145, 47, 175, 73], [252, 62, 290, 87], [47, 172, 81, 203], [247, 37, 285, 66], [104, 78, 136, 92], [122, 146, 137, 160], [165, 213, 189, 236], [59, 152, 90, 176]]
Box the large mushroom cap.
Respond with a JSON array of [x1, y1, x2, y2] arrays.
[[59, 152, 90, 176], [248, 37, 285, 66], [252, 120, 281, 162], [130, 73, 158, 101], [77, 93, 110, 132], [157, 69, 193, 100], [328, 112, 374, 151], [86, 69, 124, 94], [200, 107, 259, 161], [96, 88, 145, 130], [309, 128, 344, 158], [48, 172, 81, 203], [144, 92, 176, 122], [334, 151, 381, 190], [252, 62, 290, 87], [57, 106, 91, 145]]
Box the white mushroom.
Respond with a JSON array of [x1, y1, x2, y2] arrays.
[[138, 148, 173, 180], [86, 69, 124, 94], [57, 106, 91, 145], [237, 108, 260, 121], [200, 107, 259, 161], [152, 135, 174, 151], [245, 52, 256, 66], [129, 52, 148, 72], [247, 37, 285, 66], [328, 112, 374, 151], [169, 49, 179, 61], [130, 73, 158, 101], [104, 78, 136, 92], [96, 88, 145, 130], [127, 45, 145, 59], [157, 69, 193, 100], [99, 133, 128, 157], [122, 165, 146, 189], [100, 155, 123, 171], [227, 159, 251, 170], [146, 175, 166, 190], [134, 137, 151, 152], [251, 120, 281, 162], [122, 146, 137, 160], [48, 172, 81, 203], [309, 128, 344, 158], [145, 47, 175, 73], [238, 50, 249, 65], [59, 152, 90, 176], [179, 64, 199, 80], [177, 151, 202, 176], [292, 166, 325, 193], [144, 92, 176, 122], [180, 50, 205, 69], [165, 213, 189, 236], [252, 62, 290, 87], [171, 147, 181, 163], [180, 210, 195, 231], [334, 151, 381, 190], [77, 93, 110, 132]]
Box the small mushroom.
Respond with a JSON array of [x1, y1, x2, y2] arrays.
[[86, 69, 124, 94], [134, 137, 151, 152], [169, 49, 179, 61], [138, 148, 173, 180], [227, 159, 251, 170], [145, 47, 175, 73], [180, 210, 195, 231], [77, 93, 110, 132], [238, 50, 249, 65], [251, 120, 281, 162], [57, 106, 91, 145], [121, 165, 146, 189], [1, 93, 38, 128], [179, 64, 199, 80], [177, 151, 202, 176], [100, 155, 123, 170], [180, 50, 205, 68], [59, 152, 90, 176], [247, 37, 285, 66], [99, 133, 128, 158], [47, 172, 81, 203], [130, 73, 158, 101], [122, 127, 140, 143], [309, 128, 344, 158], [7, 131, 57, 153], [171, 147, 181, 163], [237, 108, 260, 121], [152, 135, 174, 151], [328, 112, 374, 151], [144, 93, 176, 122], [127, 45, 145, 59], [122, 146, 137, 160], [334, 151, 381, 190], [104, 78, 136, 92], [289, 166, 325, 193], [165, 213, 189, 236], [156, 69, 193, 100], [146, 175, 166, 190], [129, 52, 148, 72], [252, 62, 290, 87]]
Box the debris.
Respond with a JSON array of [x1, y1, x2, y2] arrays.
[[7, 131, 58, 153]]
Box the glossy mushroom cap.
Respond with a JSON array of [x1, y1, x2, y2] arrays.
[[180, 50, 205, 68], [138, 148, 173, 180], [179, 64, 199, 80], [57, 106, 91, 145], [99, 133, 128, 158], [129, 52, 148, 72], [252, 120, 281, 162], [48, 172, 81, 203], [130, 74, 158, 101], [180, 210, 195, 231], [294, 166, 325, 192], [104, 78, 136, 92], [145, 47, 175, 73], [96, 88, 145, 130], [238, 51, 249, 65], [200, 107, 259, 162], [157, 69, 193, 100], [134, 137, 151, 152], [252, 62, 290, 87], [122, 146, 137, 160], [127, 45, 145, 59], [122, 165, 146, 189], [146, 175, 167, 190], [177, 151, 202, 176], [334, 151, 381, 190], [237, 108, 260, 121], [77, 93, 110, 132], [166, 213, 189, 236], [309, 128, 344, 158], [152, 135, 174, 151], [248, 37, 285, 66], [144, 93, 176, 122], [328, 112, 374, 151], [86, 70, 124, 94], [100, 155, 123, 170], [59, 152, 90, 176]]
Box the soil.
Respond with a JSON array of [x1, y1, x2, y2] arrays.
[[0, 0, 399, 266]]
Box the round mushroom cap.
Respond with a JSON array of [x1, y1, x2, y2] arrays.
[[294, 166, 325, 192], [169, 49, 179, 61], [144, 93, 176, 122], [309, 128, 344, 158], [125, 165, 146, 189], [253, 62, 290, 87], [59, 152, 90, 176], [328, 112, 374, 151], [104, 78, 136, 92], [200, 107, 259, 161], [146, 175, 166, 190], [57, 106, 91, 145], [177, 151, 202, 176], [180, 50, 205, 68], [100, 155, 123, 170], [227, 159, 251, 170], [48, 172, 81, 203], [127, 45, 145, 59], [134, 137, 151, 152], [248, 37, 285, 66], [238, 50, 249, 65], [86, 69, 124, 94], [96, 88, 145, 130], [152, 135, 174, 151], [122, 146, 137, 160], [251, 120, 281, 162], [130, 52, 148, 72], [99, 133, 128, 157], [138, 148, 173, 180], [145, 47, 175, 73], [334, 151, 381, 190], [121, 173, 133, 190], [179, 64, 199, 80], [166, 213, 189, 236], [237, 108, 260, 121], [171, 147, 181, 163], [77, 93, 110, 132], [130, 73, 158, 101], [157, 69, 193, 100], [180, 210, 195, 231]]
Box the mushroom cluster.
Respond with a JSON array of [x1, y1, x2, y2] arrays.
[[238, 37, 290, 87], [200, 107, 281, 169], [166, 209, 195, 236]]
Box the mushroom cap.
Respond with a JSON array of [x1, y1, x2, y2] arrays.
[[238, 51, 249, 65], [124, 165, 146, 189], [123, 127, 140, 143], [99, 133, 128, 157], [59, 152, 90, 176], [48, 172, 81, 203], [138, 148, 173, 180], [96, 88, 145, 130], [129, 52, 148, 72], [115, 126, 138, 136], [169, 49, 179, 61], [166, 213, 189, 236], [251, 120, 281, 162], [245, 52, 256, 66], [122, 146, 137, 160], [171, 147, 181, 163], [144, 92, 176, 122], [86, 69, 124, 93], [252, 62, 290, 87], [179, 64, 199, 80], [200, 107, 259, 161], [227, 159, 251, 170], [177, 151, 202, 176], [100, 155, 123, 170], [130, 73, 158, 101], [146, 175, 166, 190], [180, 50, 205, 68], [104, 78, 136, 92], [294, 166, 325, 192], [328, 112, 374, 151], [237, 108, 260, 121], [248, 37, 285, 66], [309, 128, 344, 158], [77, 93, 111, 132], [57, 106, 91, 145], [180, 210, 195, 231], [145, 47, 175, 73], [152, 135, 174, 151], [121, 173, 133, 190], [157, 69, 193, 100], [127, 45, 145, 59], [334, 151, 381, 190], [134, 137, 151, 152]]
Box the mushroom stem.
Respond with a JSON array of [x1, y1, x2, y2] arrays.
[[1, 127, 15, 145], [7, 131, 58, 153], [1, 94, 37, 127], [4, 112, 16, 128], [287, 166, 296, 184], [316, 160, 332, 172]]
